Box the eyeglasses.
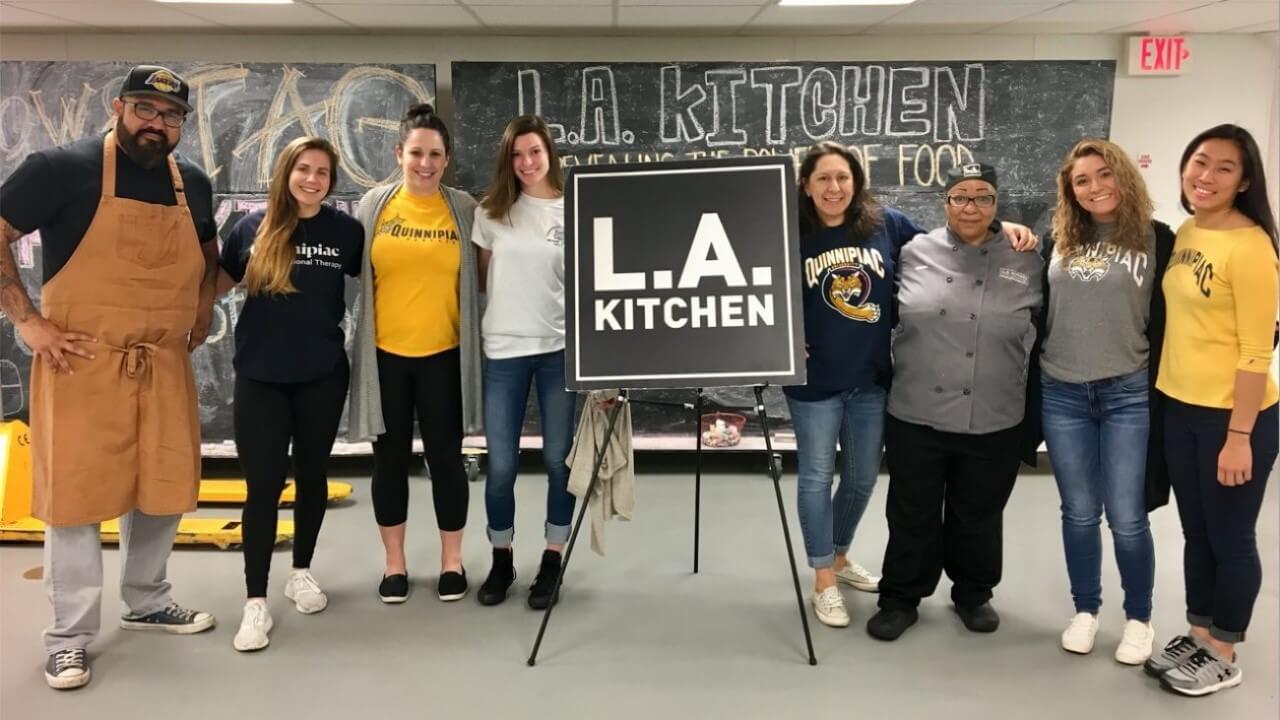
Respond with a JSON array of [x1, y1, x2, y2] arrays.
[[125, 101, 186, 128], [945, 194, 996, 208]]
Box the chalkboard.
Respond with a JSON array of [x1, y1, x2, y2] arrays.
[[451, 60, 1115, 437], [0, 61, 436, 449]]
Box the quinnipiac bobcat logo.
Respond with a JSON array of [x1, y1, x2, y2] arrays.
[[1067, 256, 1110, 282], [821, 264, 880, 323]]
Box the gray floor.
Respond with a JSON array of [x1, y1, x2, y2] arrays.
[[1, 461, 1276, 719]]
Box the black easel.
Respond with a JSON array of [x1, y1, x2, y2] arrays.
[[526, 385, 817, 666], [527, 390, 629, 666]]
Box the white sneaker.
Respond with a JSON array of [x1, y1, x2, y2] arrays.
[[284, 569, 328, 615], [1115, 619, 1155, 665], [834, 561, 880, 593], [233, 599, 273, 652], [1061, 612, 1099, 654], [812, 586, 850, 628]]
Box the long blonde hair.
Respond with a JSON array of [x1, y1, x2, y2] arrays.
[[244, 136, 339, 295], [480, 115, 563, 222], [1051, 138, 1152, 263]]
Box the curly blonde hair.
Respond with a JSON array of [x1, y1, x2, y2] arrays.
[[1051, 138, 1153, 263]]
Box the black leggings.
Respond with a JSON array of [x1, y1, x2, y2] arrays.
[[371, 347, 467, 531], [1164, 397, 1278, 642], [235, 359, 349, 598]]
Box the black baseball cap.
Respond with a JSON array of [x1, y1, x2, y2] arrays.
[[119, 65, 192, 113], [944, 162, 998, 192]]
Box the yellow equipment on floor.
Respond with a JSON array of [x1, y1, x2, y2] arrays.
[[0, 420, 300, 549], [197, 479, 353, 505]]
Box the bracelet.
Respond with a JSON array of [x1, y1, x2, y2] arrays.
[[1228, 428, 1252, 436]]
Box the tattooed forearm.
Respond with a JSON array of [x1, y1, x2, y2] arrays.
[[0, 218, 38, 324]]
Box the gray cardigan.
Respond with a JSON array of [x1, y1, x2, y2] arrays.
[[347, 182, 483, 442]]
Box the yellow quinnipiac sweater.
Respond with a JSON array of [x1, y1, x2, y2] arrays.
[[1157, 219, 1279, 410]]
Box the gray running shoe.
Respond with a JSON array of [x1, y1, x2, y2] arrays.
[[1159, 647, 1242, 697], [1143, 634, 1200, 677]]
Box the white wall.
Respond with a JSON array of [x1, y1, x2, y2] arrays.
[[1, 30, 1277, 226]]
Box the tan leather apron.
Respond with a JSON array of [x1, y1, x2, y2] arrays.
[[30, 132, 204, 527]]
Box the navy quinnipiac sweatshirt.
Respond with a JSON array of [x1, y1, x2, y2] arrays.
[[785, 208, 925, 402]]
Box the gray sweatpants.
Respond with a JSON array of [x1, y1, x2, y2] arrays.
[[43, 509, 180, 653]]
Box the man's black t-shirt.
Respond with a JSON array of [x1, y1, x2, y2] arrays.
[[0, 135, 217, 283], [220, 205, 363, 384]]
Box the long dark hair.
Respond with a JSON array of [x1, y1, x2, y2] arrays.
[[398, 102, 451, 156], [1180, 123, 1278, 251], [481, 115, 564, 221], [797, 142, 882, 242]]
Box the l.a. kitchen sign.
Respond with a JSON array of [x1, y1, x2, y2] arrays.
[[565, 157, 805, 390]]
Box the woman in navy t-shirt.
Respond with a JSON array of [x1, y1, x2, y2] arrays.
[[215, 136, 363, 652], [786, 143, 925, 628]]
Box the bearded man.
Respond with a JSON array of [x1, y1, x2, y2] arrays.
[[0, 65, 220, 690]]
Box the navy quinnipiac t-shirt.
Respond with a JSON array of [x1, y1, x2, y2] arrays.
[[220, 205, 363, 384], [785, 207, 926, 402]]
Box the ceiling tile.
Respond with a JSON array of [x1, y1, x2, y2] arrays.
[[0, 2, 89, 27], [619, 5, 758, 27], [307, 0, 457, 4], [751, 3, 904, 28], [157, 1, 354, 28], [995, 1, 1207, 27], [618, 0, 766, 5], [469, 3, 612, 26], [5, 0, 143, 4], [1111, 1, 1280, 33], [872, 2, 1059, 28], [5, 1, 221, 28], [987, 2, 1214, 34], [1224, 19, 1280, 32], [464, 0, 612, 5], [884, 2, 1060, 23], [319, 3, 479, 29]]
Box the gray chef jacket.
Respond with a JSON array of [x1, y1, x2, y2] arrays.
[[889, 225, 1044, 434]]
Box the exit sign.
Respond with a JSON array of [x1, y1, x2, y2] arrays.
[[1128, 36, 1190, 76]]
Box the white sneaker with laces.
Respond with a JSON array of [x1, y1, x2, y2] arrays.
[[812, 586, 850, 628], [284, 568, 328, 614], [1115, 619, 1155, 665], [834, 561, 880, 593], [233, 599, 273, 652], [1061, 612, 1099, 654]]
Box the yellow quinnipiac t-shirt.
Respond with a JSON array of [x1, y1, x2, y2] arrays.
[[371, 187, 461, 357], [1157, 220, 1279, 409]]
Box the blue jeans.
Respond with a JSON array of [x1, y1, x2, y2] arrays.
[[483, 350, 579, 547], [786, 386, 887, 568], [1041, 368, 1154, 620]]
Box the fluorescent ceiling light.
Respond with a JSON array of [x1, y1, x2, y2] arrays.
[[155, 0, 294, 5], [778, 0, 918, 6]]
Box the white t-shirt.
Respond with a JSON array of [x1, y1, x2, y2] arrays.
[[471, 193, 566, 359]]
